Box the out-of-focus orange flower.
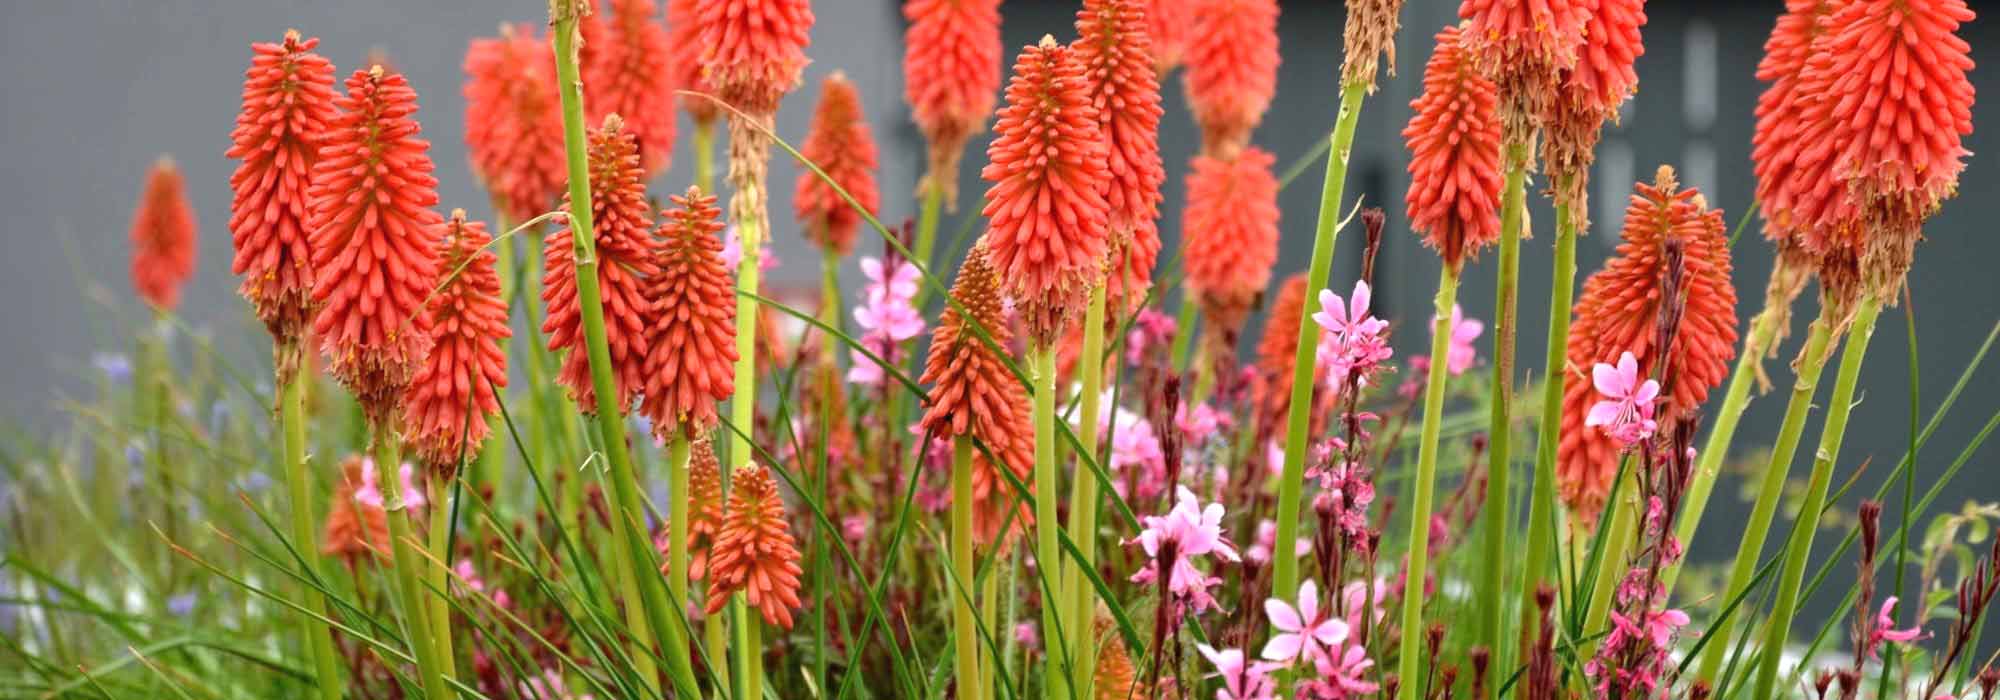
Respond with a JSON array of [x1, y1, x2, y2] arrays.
[[1076, 0, 1166, 315], [663, 439, 725, 582], [463, 24, 566, 223], [131, 157, 198, 313], [641, 187, 738, 437], [542, 116, 657, 415], [227, 31, 336, 347], [1181, 147, 1280, 342], [1403, 26, 1504, 276], [903, 0, 1002, 210], [1183, 0, 1279, 156], [795, 73, 879, 257], [1545, 0, 1647, 215], [981, 37, 1112, 346], [704, 463, 805, 629], [667, 0, 718, 127], [1342, 0, 1407, 93], [582, 0, 677, 176], [921, 243, 1035, 549], [1093, 612, 1140, 700], [1558, 167, 1738, 520], [696, 0, 815, 116], [1146, 0, 1193, 75], [308, 66, 444, 425], [403, 211, 511, 477], [323, 456, 389, 562], [1458, 0, 1590, 138], [1254, 274, 1322, 434]]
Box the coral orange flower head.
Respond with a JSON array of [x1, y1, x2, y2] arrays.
[[1458, 0, 1590, 140], [1751, 0, 1842, 252], [667, 0, 719, 126], [131, 157, 198, 313], [1183, 0, 1279, 156], [1403, 26, 1504, 276], [227, 30, 336, 349], [1255, 274, 1318, 433], [542, 116, 658, 415], [697, 0, 815, 116], [703, 463, 805, 629], [794, 72, 880, 257], [1076, 0, 1167, 236], [403, 211, 511, 478], [464, 25, 565, 224], [981, 36, 1113, 346], [641, 187, 739, 438], [581, 0, 678, 176], [1146, 0, 1193, 75], [308, 66, 445, 426], [1181, 147, 1280, 341], [970, 395, 1036, 549], [1342, 0, 1408, 94], [904, 0, 1003, 209], [920, 242, 1037, 548], [1545, 0, 1647, 216], [1558, 167, 1739, 520]]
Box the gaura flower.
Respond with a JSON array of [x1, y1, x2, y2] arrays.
[[542, 116, 657, 415], [1313, 281, 1394, 391], [227, 30, 336, 346], [1127, 486, 1240, 615], [1583, 351, 1660, 447], [794, 72, 879, 257], [848, 256, 926, 386], [352, 457, 427, 511], [1183, 0, 1280, 156], [1075, 0, 1167, 314], [1198, 644, 1280, 700], [323, 456, 390, 561], [1544, 0, 1648, 216], [308, 66, 444, 425], [1458, 0, 1591, 138], [402, 211, 511, 477], [703, 463, 805, 629], [696, 0, 815, 115], [1182, 147, 1281, 345], [640, 188, 737, 437], [131, 157, 198, 312], [462, 24, 566, 223], [919, 244, 1035, 548], [581, 0, 677, 176], [1434, 304, 1484, 376], [666, 0, 718, 126], [903, 0, 1002, 208], [1307, 642, 1383, 697], [1262, 579, 1350, 666], [1403, 25, 1504, 276], [1863, 596, 1927, 660]]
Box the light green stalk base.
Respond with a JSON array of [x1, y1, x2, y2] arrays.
[[426, 478, 456, 675], [694, 120, 716, 195], [1031, 345, 1072, 700], [280, 367, 344, 700], [952, 439, 982, 700], [1750, 295, 1881, 699], [1581, 458, 1638, 663], [1064, 283, 1108, 699], [1272, 80, 1370, 595], [1478, 143, 1528, 658], [1693, 315, 1840, 685], [729, 219, 763, 471], [982, 559, 1003, 698], [667, 432, 693, 681], [1395, 266, 1461, 700], [1169, 298, 1198, 374], [378, 436, 450, 700], [915, 178, 946, 274], [1517, 193, 1578, 657]]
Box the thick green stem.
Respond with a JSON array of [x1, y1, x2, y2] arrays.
[[425, 478, 456, 675], [280, 364, 344, 700], [1168, 297, 1198, 374], [1581, 458, 1638, 663], [1031, 345, 1072, 699], [729, 204, 762, 472], [982, 558, 1003, 699], [1478, 143, 1528, 658], [915, 178, 946, 278], [1064, 284, 1108, 698], [1693, 314, 1840, 685], [1395, 267, 1461, 700], [377, 436, 450, 700], [741, 612, 765, 700], [1516, 191, 1578, 656], [1272, 80, 1369, 595], [952, 439, 982, 700], [694, 120, 716, 194], [667, 431, 693, 672], [1751, 295, 1880, 699], [1663, 297, 1787, 594]]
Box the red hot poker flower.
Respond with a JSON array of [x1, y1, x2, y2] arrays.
[[463, 24, 566, 223], [1181, 147, 1280, 342], [131, 157, 198, 313], [1404, 26, 1504, 276], [641, 187, 739, 437], [1558, 167, 1738, 520], [1076, 0, 1167, 315], [697, 0, 816, 115], [1751, 0, 1842, 253], [981, 36, 1112, 345], [667, 0, 719, 127], [308, 66, 445, 425], [403, 211, 511, 477], [1146, 0, 1194, 75], [582, 0, 677, 177], [1183, 0, 1279, 156], [920, 243, 1036, 548], [542, 116, 658, 415], [704, 463, 806, 629], [794, 72, 880, 257], [1545, 0, 1648, 215], [660, 439, 726, 583], [227, 30, 336, 346], [1458, 0, 1590, 138], [903, 0, 1003, 207]]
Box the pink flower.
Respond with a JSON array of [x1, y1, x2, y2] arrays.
[[718, 225, 777, 274], [1128, 486, 1240, 614], [1176, 401, 1226, 445], [1246, 518, 1312, 565], [848, 256, 926, 385], [1437, 304, 1484, 376], [1014, 622, 1039, 650], [1309, 642, 1381, 697], [1262, 579, 1350, 666], [1313, 281, 1393, 390], [1126, 308, 1178, 364], [1339, 579, 1387, 633], [1865, 596, 1927, 660], [1585, 351, 1660, 446], [353, 458, 425, 510], [1197, 644, 1280, 700]]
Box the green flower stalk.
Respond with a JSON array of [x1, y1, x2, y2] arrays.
[[279, 357, 344, 699], [953, 439, 982, 700], [1063, 282, 1109, 698], [1396, 268, 1461, 698], [377, 435, 451, 700], [1477, 141, 1529, 656], [1517, 193, 1577, 655]]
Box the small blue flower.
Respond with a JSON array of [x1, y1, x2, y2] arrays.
[[125, 440, 146, 470], [92, 353, 132, 385], [167, 592, 196, 617], [237, 472, 273, 494]]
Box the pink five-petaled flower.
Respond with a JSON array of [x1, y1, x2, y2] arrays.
[[1198, 643, 1280, 700], [1128, 486, 1240, 615], [1309, 642, 1382, 697], [1437, 304, 1484, 376], [1312, 281, 1393, 390], [848, 256, 925, 385], [1585, 351, 1660, 447], [1262, 579, 1350, 667], [352, 458, 426, 511], [1866, 596, 1927, 660]]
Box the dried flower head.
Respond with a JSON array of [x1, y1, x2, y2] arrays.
[[981, 36, 1113, 346], [641, 187, 738, 437], [1403, 25, 1504, 276], [704, 463, 805, 629], [1559, 167, 1738, 519], [795, 73, 880, 256], [463, 24, 566, 223], [542, 116, 657, 415], [403, 211, 511, 477], [1182, 147, 1281, 347], [920, 244, 1036, 547], [1544, 0, 1648, 216], [131, 157, 198, 312], [1183, 0, 1280, 156], [1458, 0, 1591, 140], [1146, 0, 1194, 75], [666, 0, 718, 126], [904, 0, 1003, 209], [582, 0, 678, 176], [227, 30, 336, 346], [308, 66, 445, 426], [697, 0, 815, 116], [1342, 0, 1408, 93]]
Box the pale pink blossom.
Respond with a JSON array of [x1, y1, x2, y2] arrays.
[[1865, 596, 1927, 660], [1262, 579, 1349, 666], [718, 225, 777, 274], [1127, 308, 1177, 364], [1339, 579, 1387, 633], [848, 256, 925, 385], [1313, 281, 1393, 391], [1246, 518, 1312, 565], [353, 458, 425, 510], [1586, 351, 1661, 446], [1198, 644, 1279, 700], [1128, 487, 1240, 615], [1308, 642, 1381, 697], [1436, 304, 1483, 375], [1176, 401, 1226, 445]]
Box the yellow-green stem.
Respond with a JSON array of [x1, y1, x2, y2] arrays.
[[281, 364, 344, 700], [1273, 80, 1369, 595], [694, 120, 716, 194], [425, 477, 456, 675], [377, 435, 450, 700], [982, 558, 1002, 699], [1693, 314, 1839, 685], [1478, 143, 1528, 659], [1580, 457, 1638, 663], [1395, 266, 1460, 700], [1516, 191, 1578, 657], [1168, 298, 1198, 373], [1064, 283, 1108, 699], [952, 439, 982, 700], [1751, 295, 1880, 699], [729, 214, 762, 473], [667, 431, 693, 678], [741, 613, 765, 700], [1031, 345, 1072, 699], [915, 178, 946, 281]]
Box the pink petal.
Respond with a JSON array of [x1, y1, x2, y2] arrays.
[[1585, 400, 1622, 427], [1593, 362, 1626, 397], [1264, 599, 1302, 633], [1260, 633, 1303, 662]]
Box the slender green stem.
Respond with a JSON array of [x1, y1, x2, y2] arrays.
[[1879, 301, 1920, 698], [1395, 266, 1460, 700], [1169, 297, 1198, 374], [915, 178, 946, 277], [667, 431, 693, 674], [280, 363, 344, 700], [1581, 457, 1638, 662], [695, 120, 716, 195], [1751, 295, 1880, 699], [814, 246, 838, 694], [1478, 143, 1528, 658], [1517, 189, 1578, 657], [377, 435, 450, 700], [729, 198, 763, 473], [1064, 283, 1108, 699], [952, 439, 981, 700], [1273, 80, 1369, 595], [425, 477, 456, 675], [982, 557, 1003, 700], [742, 613, 765, 700], [1693, 314, 1839, 684], [1031, 344, 1072, 699]]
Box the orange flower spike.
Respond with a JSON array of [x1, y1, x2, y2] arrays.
[[920, 244, 1036, 547], [403, 211, 511, 477], [308, 66, 445, 425], [1750, 0, 1842, 250], [1256, 274, 1312, 382], [542, 116, 658, 415], [641, 188, 739, 437], [1183, 0, 1279, 156], [1458, 0, 1590, 136], [227, 30, 336, 346], [1545, 0, 1648, 211], [697, 0, 815, 116], [903, 0, 1003, 157], [582, 0, 677, 176], [703, 464, 805, 629], [463, 24, 566, 223], [981, 36, 1113, 345], [1181, 147, 1280, 336], [1557, 167, 1739, 518], [131, 157, 198, 313], [1145, 0, 1194, 75], [666, 0, 718, 126], [1076, 0, 1167, 314], [663, 439, 725, 581], [794, 73, 880, 257], [1403, 26, 1504, 276], [971, 404, 1036, 548]]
